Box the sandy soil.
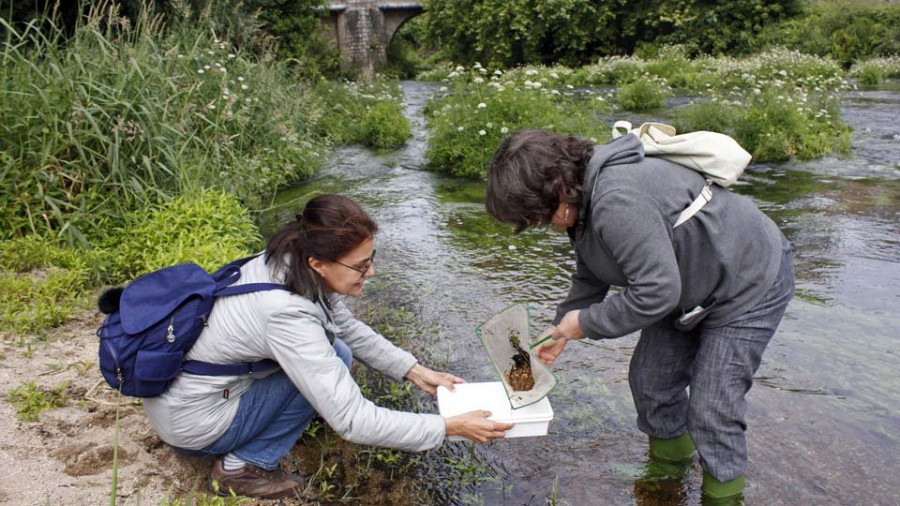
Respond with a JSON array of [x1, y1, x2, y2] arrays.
[[0, 309, 233, 506], [0, 309, 429, 506]]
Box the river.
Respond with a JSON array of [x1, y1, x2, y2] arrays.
[[263, 81, 900, 505]]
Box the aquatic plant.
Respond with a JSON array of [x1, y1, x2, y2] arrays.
[[424, 64, 612, 178]]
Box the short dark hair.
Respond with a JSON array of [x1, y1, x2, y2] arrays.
[[265, 194, 377, 302], [485, 130, 594, 233]]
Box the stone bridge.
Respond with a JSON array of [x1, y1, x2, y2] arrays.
[[320, 1, 424, 77]]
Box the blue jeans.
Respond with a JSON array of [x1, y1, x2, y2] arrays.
[[174, 339, 353, 470], [629, 237, 795, 482]]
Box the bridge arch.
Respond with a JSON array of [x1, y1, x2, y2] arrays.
[[322, 1, 424, 78]]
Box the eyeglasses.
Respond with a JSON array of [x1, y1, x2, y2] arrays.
[[334, 249, 376, 277]]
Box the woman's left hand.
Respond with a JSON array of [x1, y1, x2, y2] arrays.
[[405, 364, 465, 397]]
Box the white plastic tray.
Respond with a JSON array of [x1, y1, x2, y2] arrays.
[[437, 382, 553, 440]]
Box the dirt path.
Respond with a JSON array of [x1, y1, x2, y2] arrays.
[[0, 310, 221, 505]]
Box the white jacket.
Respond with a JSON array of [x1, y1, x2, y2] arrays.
[[144, 254, 446, 451]]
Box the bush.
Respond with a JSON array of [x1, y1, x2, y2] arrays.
[[424, 70, 611, 178], [313, 81, 412, 148], [617, 78, 670, 111], [851, 57, 900, 83], [106, 189, 261, 280], [755, 2, 900, 66], [0, 236, 93, 333], [675, 101, 739, 135], [359, 101, 413, 150]]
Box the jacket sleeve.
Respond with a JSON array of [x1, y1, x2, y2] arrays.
[[553, 254, 611, 325], [329, 298, 419, 382], [578, 188, 681, 338], [264, 304, 446, 451]]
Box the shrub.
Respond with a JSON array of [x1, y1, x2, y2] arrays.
[[675, 101, 739, 135], [424, 71, 611, 178], [617, 78, 670, 111], [313, 81, 412, 148], [0, 236, 93, 333], [358, 101, 413, 150], [106, 189, 261, 280]]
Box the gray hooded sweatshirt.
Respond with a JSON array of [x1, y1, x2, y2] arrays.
[[553, 134, 784, 337]]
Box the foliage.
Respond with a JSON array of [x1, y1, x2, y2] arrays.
[[649, 0, 804, 55], [0, 2, 325, 245], [851, 56, 900, 84], [105, 188, 261, 280], [755, 1, 900, 66], [313, 80, 412, 149], [616, 77, 670, 111], [359, 101, 413, 150], [418, 0, 803, 67], [676, 87, 851, 163], [424, 64, 612, 178], [6, 380, 69, 421], [0, 236, 93, 333], [419, 0, 618, 67]]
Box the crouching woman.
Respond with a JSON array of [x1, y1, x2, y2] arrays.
[[143, 194, 511, 499]]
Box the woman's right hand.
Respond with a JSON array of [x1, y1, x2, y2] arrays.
[[445, 410, 514, 443]]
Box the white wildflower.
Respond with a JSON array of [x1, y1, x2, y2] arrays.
[[228, 53, 236, 59], [474, 77, 484, 84], [241, 84, 249, 90], [477, 102, 487, 109], [493, 69, 503, 76], [479, 130, 487, 136], [238, 76, 245, 82], [500, 126, 509, 134], [457, 126, 464, 132], [198, 69, 205, 74]]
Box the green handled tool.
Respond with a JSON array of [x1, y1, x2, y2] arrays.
[[529, 333, 557, 350]]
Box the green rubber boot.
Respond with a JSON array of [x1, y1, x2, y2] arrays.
[[634, 434, 696, 503], [702, 470, 745, 501], [649, 433, 696, 462]]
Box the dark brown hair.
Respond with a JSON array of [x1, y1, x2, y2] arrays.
[[265, 194, 377, 302], [485, 130, 595, 233]]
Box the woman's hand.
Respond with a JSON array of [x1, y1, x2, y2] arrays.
[[536, 337, 567, 367], [535, 311, 584, 366], [405, 363, 465, 397], [445, 410, 514, 443]]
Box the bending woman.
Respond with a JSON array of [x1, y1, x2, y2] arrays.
[[144, 194, 511, 499], [485, 131, 794, 500]]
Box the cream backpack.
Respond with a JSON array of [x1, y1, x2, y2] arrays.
[[611, 121, 752, 227]]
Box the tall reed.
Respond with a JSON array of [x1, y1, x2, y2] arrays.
[[0, 1, 326, 245]]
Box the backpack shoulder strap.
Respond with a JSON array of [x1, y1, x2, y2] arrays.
[[181, 359, 280, 376], [215, 282, 286, 297]]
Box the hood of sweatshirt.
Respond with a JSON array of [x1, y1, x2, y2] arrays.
[[578, 133, 645, 224]]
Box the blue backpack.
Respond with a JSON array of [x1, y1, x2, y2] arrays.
[[97, 255, 285, 398]]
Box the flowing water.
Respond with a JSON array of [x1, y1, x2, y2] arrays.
[[263, 82, 900, 505]]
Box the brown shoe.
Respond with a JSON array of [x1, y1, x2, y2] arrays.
[[210, 458, 305, 499]]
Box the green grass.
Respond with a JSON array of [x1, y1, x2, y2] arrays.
[[0, 3, 326, 245], [6, 380, 70, 422]]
